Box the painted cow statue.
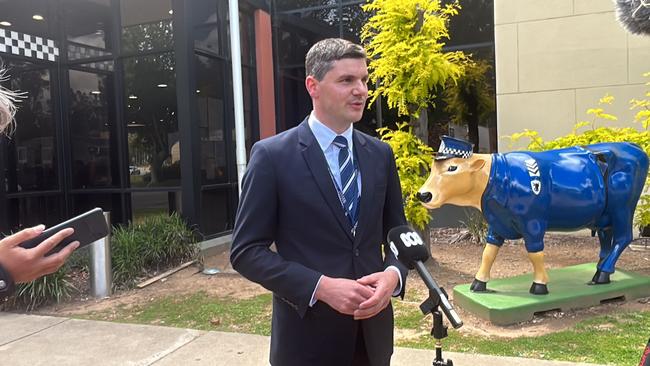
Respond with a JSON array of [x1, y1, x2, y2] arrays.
[[417, 136, 649, 295]]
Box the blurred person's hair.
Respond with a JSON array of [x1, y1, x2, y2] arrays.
[[0, 67, 20, 135]]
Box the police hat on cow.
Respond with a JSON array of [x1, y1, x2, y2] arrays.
[[435, 135, 474, 161]]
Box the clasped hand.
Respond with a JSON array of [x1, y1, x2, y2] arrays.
[[315, 270, 399, 320]]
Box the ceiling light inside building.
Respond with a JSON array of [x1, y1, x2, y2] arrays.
[[91, 90, 101, 95], [0, 21, 12, 27], [128, 95, 138, 99], [32, 14, 44, 21], [157, 83, 168, 88], [168, 9, 173, 15]]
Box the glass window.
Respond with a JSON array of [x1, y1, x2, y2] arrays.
[[63, 0, 113, 60], [278, 68, 310, 131], [68, 67, 119, 188], [192, 0, 219, 26], [277, 29, 316, 67], [285, 6, 340, 30], [242, 66, 257, 155], [0, 0, 54, 39], [130, 191, 180, 224], [121, 0, 173, 53], [341, 4, 369, 44], [123, 53, 180, 187], [445, 0, 494, 47], [3, 61, 58, 193], [275, 0, 338, 12], [194, 24, 222, 55], [72, 193, 123, 224], [200, 188, 231, 235], [239, 11, 254, 65], [195, 55, 228, 185], [4, 195, 63, 232]]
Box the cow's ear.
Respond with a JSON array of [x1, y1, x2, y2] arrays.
[[469, 159, 485, 171]]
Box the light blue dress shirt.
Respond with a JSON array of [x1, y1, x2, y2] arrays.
[[307, 113, 402, 306]]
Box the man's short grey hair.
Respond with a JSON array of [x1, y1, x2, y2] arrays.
[[0, 67, 19, 135], [305, 38, 367, 81]]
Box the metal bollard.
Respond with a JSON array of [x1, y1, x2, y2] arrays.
[[90, 211, 112, 298]]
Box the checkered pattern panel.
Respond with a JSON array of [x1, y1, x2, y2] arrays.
[[68, 43, 110, 61], [83, 61, 114, 71], [0, 28, 59, 62], [439, 141, 472, 159]]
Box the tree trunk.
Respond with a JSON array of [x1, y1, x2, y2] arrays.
[[411, 109, 428, 144]]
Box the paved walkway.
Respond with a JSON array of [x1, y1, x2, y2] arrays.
[[0, 312, 606, 366]]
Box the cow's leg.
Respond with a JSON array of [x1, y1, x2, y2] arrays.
[[524, 229, 549, 294], [471, 243, 500, 292], [527, 251, 549, 294], [596, 228, 614, 263], [593, 213, 634, 284], [592, 228, 614, 284]]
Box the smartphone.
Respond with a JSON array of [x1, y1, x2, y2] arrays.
[[18, 208, 109, 254]]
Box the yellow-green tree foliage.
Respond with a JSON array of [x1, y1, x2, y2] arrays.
[[378, 123, 433, 230], [361, 0, 467, 117], [363, 0, 466, 228], [507, 72, 650, 228]]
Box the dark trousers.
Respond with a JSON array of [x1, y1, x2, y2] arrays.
[[352, 324, 371, 366]]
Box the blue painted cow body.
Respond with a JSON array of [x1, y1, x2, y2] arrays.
[[482, 142, 648, 277]]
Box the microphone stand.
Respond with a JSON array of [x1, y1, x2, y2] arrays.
[[419, 288, 454, 366]]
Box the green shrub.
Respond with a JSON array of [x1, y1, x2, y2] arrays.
[[111, 213, 199, 289], [10, 268, 74, 311], [507, 73, 650, 230], [461, 209, 487, 244], [378, 122, 434, 230]]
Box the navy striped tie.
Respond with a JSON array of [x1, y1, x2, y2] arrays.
[[332, 136, 359, 226]]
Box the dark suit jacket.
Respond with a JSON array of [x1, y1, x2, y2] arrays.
[[230, 119, 408, 366]]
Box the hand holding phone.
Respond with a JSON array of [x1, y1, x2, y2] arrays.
[[18, 208, 109, 254], [0, 225, 79, 284]]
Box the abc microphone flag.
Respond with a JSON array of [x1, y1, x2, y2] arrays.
[[388, 225, 463, 329]]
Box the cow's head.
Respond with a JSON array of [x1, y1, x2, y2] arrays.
[[416, 154, 492, 210]]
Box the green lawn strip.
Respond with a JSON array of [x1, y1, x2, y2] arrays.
[[75, 292, 649, 365], [394, 299, 650, 366], [76, 292, 272, 335]]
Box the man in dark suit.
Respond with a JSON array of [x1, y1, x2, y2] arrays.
[[230, 38, 408, 366]]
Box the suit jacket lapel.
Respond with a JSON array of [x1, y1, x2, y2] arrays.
[[298, 120, 354, 241], [353, 131, 375, 245]]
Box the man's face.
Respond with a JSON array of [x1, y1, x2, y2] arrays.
[[306, 58, 369, 129]]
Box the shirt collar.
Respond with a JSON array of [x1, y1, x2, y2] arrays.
[[308, 112, 354, 152]]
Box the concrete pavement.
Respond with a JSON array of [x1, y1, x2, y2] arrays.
[[0, 312, 607, 366]]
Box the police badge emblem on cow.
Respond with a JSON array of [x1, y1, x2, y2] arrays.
[[416, 136, 649, 295]]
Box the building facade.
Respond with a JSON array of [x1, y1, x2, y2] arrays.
[[495, 0, 650, 151], [0, 0, 496, 238]]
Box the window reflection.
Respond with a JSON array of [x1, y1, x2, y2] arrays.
[[124, 53, 179, 187], [195, 55, 228, 184], [3, 62, 58, 193], [130, 191, 180, 224], [121, 0, 173, 53], [72, 193, 122, 223], [5, 195, 62, 232], [275, 0, 338, 12], [341, 4, 368, 44], [69, 67, 118, 188], [0, 0, 52, 38], [201, 189, 230, 234], [63, 0, 113, 59]]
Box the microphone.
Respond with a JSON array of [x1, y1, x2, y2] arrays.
[[388, 225, 463, 329]]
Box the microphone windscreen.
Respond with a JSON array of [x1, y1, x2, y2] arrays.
[[614, 0, 650, 35], [387, 225, 431, 269]]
